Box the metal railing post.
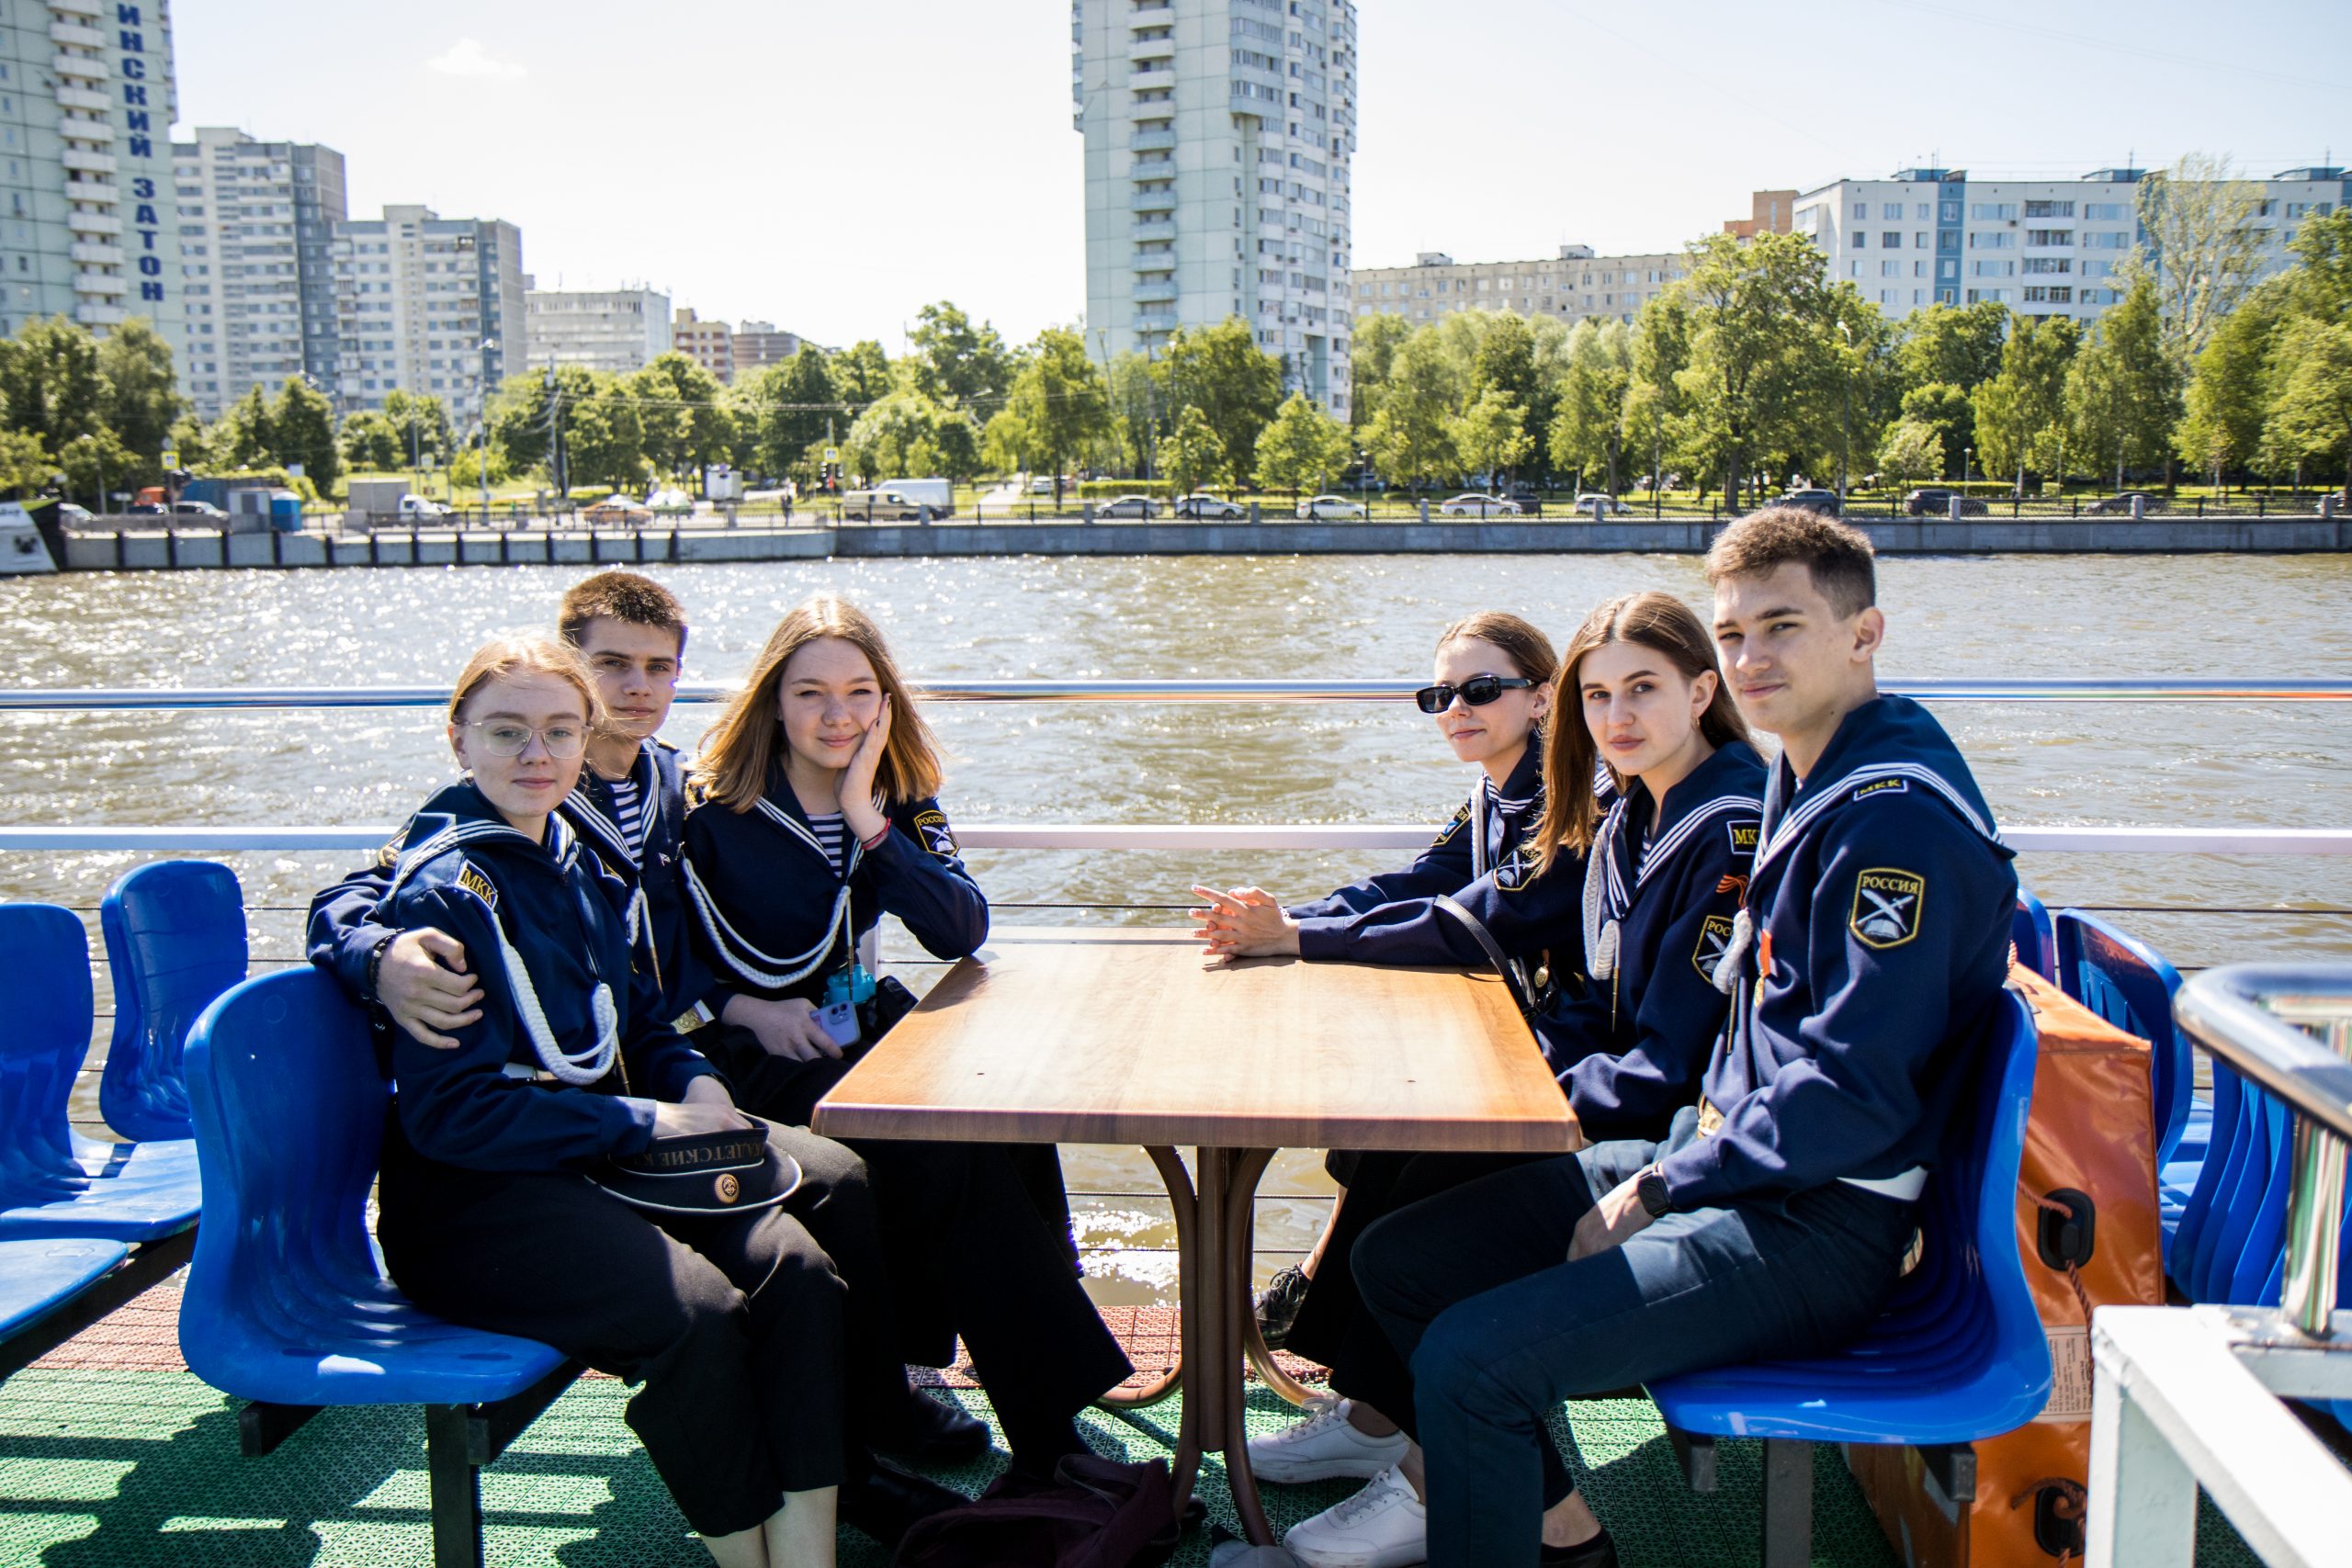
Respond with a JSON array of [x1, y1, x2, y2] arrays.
[[2278, 1005, 2350, 1335]]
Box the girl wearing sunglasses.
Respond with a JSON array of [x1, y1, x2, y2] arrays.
[[1191, 612, 1594, 1403], [1265, 592, 1766, 1568], [1192, 610, 1570, 978]]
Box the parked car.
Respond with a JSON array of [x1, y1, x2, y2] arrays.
[[127, 501, 167, 515], [398, 493, 455, 521], [1570, 493, 1634, 519], [1028, 474, 1075, 495], [53, 502, 93, 527], [1093, 494, 1160, 518], [1439, 493, 1521, 517], [2085, 491, 2165, 515], [839, 489, 924, 522], [1297, 494, 1367, 520], [581, 493, 655, 525], [1772, 489, 1844, 517], [170, 499, 231, 521], [2318, 491, 2350, 514], [1172, 493, 1244, 520], [645, 488, 695, 516], [1904, 488, 1988, 516]]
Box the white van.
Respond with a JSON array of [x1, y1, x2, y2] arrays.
[[878, 477, 953, 516], [840, 489, 925, 522]]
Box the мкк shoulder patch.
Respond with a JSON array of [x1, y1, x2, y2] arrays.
[[1727, 820, 1760, 857], [455, 862, 500, 911], [1692, 913, 1736, 979], [1852, 777, 1909, 802], [1431, 801, 1471, 846], [1849, 867, 1926, 949], [911, 808, 958, 860]]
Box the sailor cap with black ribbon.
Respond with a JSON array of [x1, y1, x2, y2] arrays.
[[589, 1115, 804, 1215]]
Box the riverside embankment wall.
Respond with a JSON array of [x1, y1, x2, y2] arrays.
[[49, 514, 2352, 572]]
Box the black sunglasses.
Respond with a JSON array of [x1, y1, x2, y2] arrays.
[[1414, 675, 1535, 715]]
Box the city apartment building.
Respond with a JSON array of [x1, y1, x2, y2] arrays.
[[1072, 0, 1357, 417], [729, 320, 804, 379], [672, 307, 733, 381], [1353, 245, 1688, 328], [0, 0, 184, 348], [1724, 187, 1796, 239], [331, 204, 523, 423], [172, 129, 345, 420], [1794, 164, 2350, 324], [524, 282, 671, 375]]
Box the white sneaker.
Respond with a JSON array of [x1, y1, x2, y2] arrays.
[[1282, 1465, 1428, 1568], [1246, 1396, 1410, 1483]]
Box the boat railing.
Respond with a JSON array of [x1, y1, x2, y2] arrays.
[[2086, 965, 2352, 1566]]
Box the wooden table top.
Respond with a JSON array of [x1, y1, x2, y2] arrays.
[[811, 927, 1580, 1152]]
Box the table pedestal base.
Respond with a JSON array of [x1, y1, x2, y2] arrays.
[[1093, 1145, 1324, 1546]]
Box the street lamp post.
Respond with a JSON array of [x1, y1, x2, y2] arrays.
[[478, 338, 498, 525], [1837, 320, 1853, 505], [80, 433, 103, 516]]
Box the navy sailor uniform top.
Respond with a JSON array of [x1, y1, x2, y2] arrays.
[[1549, 739, 1765, 1137], [370, 780, 718, 1171], [682, 767, 989, 1007], [307, 737, 703, 1019], [1284, 743, 1593, 988], [1655, 695, 2018, 1213]]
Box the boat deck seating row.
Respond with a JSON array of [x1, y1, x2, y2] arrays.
[[1647, 989, 2052, 1568], [0, 885, 218, 1377]]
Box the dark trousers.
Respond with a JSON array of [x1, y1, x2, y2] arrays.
[[378, 1120, 899, 1539], [713, 1031, 1134, 1460], [1354, 1111, 1917, 1568], [1284, 1148, 1542, 1431]]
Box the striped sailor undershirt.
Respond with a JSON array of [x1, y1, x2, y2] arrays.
[[806, 812, 848, 876], [605, 775, 649, 860]]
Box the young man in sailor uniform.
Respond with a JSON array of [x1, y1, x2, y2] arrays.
[[1310, 510, 2019, 1568], [310, 572, 702, 1043]]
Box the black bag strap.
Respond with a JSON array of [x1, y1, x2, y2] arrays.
[[1434, 894, 1537, 1022]]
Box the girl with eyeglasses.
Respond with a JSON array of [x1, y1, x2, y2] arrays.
[[364, 637, 892, 1568], [682, 593, 1134, 1481]]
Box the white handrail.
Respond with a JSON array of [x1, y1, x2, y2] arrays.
[[4, 824, 2349, 854], [4, 678, 2351, 712]]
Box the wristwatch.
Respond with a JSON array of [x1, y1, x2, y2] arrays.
[[1634, 1164, 1673, 1220]]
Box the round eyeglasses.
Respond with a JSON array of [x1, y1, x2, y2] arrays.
[[463, 720, 589, 759]]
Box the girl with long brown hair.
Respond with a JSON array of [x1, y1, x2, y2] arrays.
[[681, 593, 1133, 1480]]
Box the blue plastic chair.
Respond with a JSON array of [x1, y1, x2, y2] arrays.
[[99, 860, 248, 1142], [0, 904, 200, 1242], [0, 1238, 129, 1342], [2165, 1060, 2249, 1299], [2052, 909, 2205, 1258], [2011, 890, 2056, 979], [182, 967, 577, 1568], [1647, 990, 2049, 1566]]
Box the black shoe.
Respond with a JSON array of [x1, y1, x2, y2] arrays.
[[1254, 1263, 1312, 1350], [837, 1459, 968, 1549], [874, 1386, 992, 1465], [1540, 1525, 1620, 1568]]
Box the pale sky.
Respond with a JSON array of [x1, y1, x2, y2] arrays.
[[176, 0, 2344, 351]]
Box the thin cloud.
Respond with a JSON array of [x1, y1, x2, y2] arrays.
[[427, 39, 526, 78]]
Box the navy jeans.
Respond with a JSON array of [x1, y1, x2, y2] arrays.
[[1354, 1111, 1916, 1568]]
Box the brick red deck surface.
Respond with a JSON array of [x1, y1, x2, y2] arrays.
[[36, 1282, 1332, 1393]]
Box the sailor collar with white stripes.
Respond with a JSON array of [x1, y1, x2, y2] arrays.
[[563, 739, 659, 874], [1471, 742, 1545, 881], [741, 773, 885, 885], [386, 797, 585, 902], [1582, 742, 1762, 981]]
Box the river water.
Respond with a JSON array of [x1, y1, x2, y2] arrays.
[[6, 554, 2350, 1302]]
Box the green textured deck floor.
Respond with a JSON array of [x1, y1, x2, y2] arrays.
[[0, 1298, 2282, 1567]]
